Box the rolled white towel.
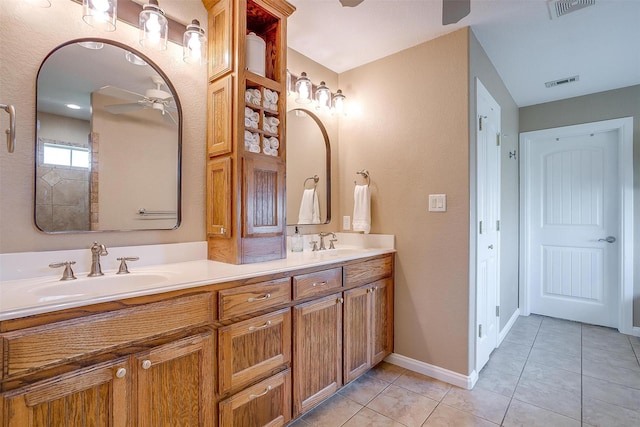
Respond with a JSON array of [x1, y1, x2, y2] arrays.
[[264, 89, 279, 104], [263, 124, 276, 134], [248, 144, 261, 153], [244, 117, 258, 129], [268, 137, 279, 149], [265, 116, 280, 127]]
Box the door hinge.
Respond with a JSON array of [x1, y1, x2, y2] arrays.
[[478, 115, 485, 131], [496, 306, 500, 317], [496, 220, 500, 231], [496, 133, 501, 146], [478, 324, 483, 338], [479, 221, 483, 234]]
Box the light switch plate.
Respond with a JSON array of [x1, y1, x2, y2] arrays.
[[343, 216, 351, 230], [428, 194, 446, 212]]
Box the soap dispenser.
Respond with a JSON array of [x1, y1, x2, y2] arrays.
[[291, 226, 303, 252]]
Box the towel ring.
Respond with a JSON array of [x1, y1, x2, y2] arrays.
[[354, 169, 370, 187], [303, 175, 319, 189]]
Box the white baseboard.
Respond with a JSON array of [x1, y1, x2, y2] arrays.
[[498, 308, 521, 346], [384, 353, 478, 390], [629, 326, 640, 338]]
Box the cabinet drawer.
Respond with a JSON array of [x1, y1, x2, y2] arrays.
[[344, 255, 393, 287], [218, 278, 291, 320], [219, 369, 291, 427], [293, 268, 342, 300], [1, 293, 214, 379], [218, 309, 291, 394]]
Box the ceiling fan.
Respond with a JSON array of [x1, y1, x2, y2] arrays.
[[338, 0, 471, 25], [98, 76, 177, 126]]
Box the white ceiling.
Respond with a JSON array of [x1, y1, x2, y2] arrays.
[[286, 0, 640, 107]]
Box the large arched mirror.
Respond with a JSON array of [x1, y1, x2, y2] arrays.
[[286, 109, 331, 225], [34, 39, 181, 233]]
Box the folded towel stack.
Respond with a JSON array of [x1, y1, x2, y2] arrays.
[[244, 107, 259, 129], [262, 136, 279, 156], [245, 88, 261, 106], [262, 115, 280, 134], [263, 89, 278, 110], [244, 130, 260, 153]]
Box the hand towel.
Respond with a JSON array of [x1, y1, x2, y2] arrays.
[[298, 188, 320, 224], [352, 184, 371, 233]]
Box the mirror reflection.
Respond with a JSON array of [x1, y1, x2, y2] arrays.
[[286, 109, 331, 225], [35, 39, 181, 233]]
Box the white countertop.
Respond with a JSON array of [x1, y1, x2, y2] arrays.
[[0, 246, 394, 322]]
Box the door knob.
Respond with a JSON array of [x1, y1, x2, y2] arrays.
[[598, 236, 616, 243], [488, 244, 494, 249]]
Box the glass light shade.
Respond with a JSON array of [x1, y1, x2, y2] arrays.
[[82, 0, 117, 32], [315, 81, 331, 111], [295, 72, 312, 104], [139, 1, 168, 51], [125, 51, 147, 66], [286, 70, 292, 95], [332, 89, 346, 115], [183, 20, 207, 65]]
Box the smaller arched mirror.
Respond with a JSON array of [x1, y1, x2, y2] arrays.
[[286, 109, 331, 225]]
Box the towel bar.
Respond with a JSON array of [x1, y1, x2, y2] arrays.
[[1, 104, 16, 153], [303, 175, 319, 189]]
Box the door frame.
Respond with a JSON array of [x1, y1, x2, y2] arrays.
[[519, 117, 635, 335]]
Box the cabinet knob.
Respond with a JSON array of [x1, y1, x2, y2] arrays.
[[337, 297, 344, 304], [115, 367, 127, 378], [312, 281, 327, 287], [141, 359, 152, 370]]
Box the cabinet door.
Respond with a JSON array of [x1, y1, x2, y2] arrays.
[[207, 0, 233, 80], [207, 157, 232, 237], [218, 308, 291, 394], [207, 75, 233, 157], [1, 359, 130, 427], [136, 333, 215, 427], [219, 369, 291, 427], [243, 155, 285, 237], [292, 294, 342, 418], [343, 286, 372, 384], [371, 278, 394, 365]]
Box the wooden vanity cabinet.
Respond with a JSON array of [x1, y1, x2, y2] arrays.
[[203, 0, 295, 264]]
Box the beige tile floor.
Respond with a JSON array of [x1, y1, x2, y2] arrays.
[[288, 315, 640, 426]]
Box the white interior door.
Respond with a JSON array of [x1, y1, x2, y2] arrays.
[[476, 79, 501, 372], [524, 126, 619, 328]]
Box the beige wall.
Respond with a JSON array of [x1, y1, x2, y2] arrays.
[[38, 112, 90, 145], [338, 28, 472, 375], [0, 0, 206, 253], [520, 85, 640, 327], [469, 31, 520, 335], [286, 48, 339, 236]]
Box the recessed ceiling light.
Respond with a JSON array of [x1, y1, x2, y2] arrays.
[[66, 104, 82, 110]]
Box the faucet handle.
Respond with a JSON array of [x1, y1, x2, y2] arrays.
[[49, 261, 77, 281], [310, 241, 319, 252], [116, 257, 139, 274], [329, 239, 338, 250]]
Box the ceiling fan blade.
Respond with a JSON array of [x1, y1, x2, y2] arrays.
[[339, 0, 365, 7], [104, 103, 145, 114], [442, 0, 470, 25], [97, 85, 145, 102]]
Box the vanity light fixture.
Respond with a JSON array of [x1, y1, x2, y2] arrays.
[[315, 81, 331, 111], [295, 72, 313, 104], [139, 0, 168, 51], [65, 104, 82, 110], [125, 51, 147, 66], [82, 0, 117, 32], [332, 89, 346, 115], [183, 19, 207, 65], [78, 41, 105, 49]]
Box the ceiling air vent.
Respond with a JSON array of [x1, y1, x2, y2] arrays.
[[547, 0, 595, 19], [545, 75, 580, 88]]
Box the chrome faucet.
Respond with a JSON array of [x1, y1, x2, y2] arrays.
[[318, 232, 336, 251], [88, 241, 108, 277]]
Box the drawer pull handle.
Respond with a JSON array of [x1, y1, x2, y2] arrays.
[[248, 320, 272, 331], [312, 281, 327, 287], [249, 385, 272, 400], [247, 293, 271, 302], [115, 367, 127, 378], [141, 360, 152, 370]]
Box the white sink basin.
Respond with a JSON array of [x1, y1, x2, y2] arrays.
[[27, 273, 172, 303]]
